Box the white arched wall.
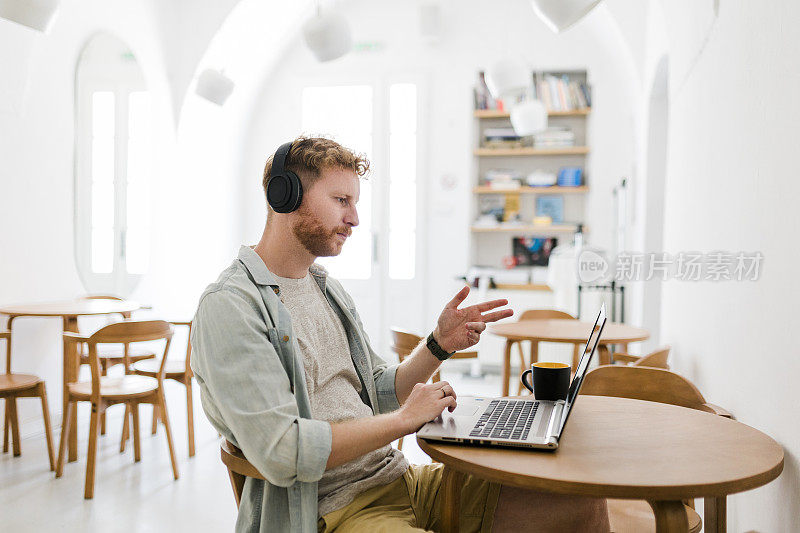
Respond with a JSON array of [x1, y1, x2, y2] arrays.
[[0, 0, 175, 432], [629, 54, 668, 351]]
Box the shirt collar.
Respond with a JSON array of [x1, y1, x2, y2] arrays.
[[238, 245, 329, 290]]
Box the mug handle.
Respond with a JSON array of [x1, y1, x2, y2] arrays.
[[520, 369, 534, 393]]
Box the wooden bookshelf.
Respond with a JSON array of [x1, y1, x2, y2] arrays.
[[473, 185, 589, 194], [474, 108, 591, 119], [474, 147, 589, 157], [471, 224, 580, 234]]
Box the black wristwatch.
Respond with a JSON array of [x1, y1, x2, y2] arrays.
[[426, 332, 455, 361]]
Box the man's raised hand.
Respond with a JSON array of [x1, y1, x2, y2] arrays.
[[432, 286, 513, 353]]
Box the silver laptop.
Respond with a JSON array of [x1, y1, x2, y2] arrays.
[[418, 304, 607, 450]]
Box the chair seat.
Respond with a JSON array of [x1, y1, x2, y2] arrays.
[[607, 499, 701, 533], [132, 359, 187, 377], [0, 373, 42, 392], [67, 375, 158, 400]]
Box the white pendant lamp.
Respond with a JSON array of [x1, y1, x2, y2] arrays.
[[486, 58, 548, 136], [510, 99, 548, 136], [195, 69, 234, 106], [0, 0, 59, 32], [485, 59, 529, 100], [530, 0, 602, 33], [302, 8, 352, 62]]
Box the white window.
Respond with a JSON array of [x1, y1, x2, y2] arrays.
[[301, 85, 374, 280], [74, 34, 151, 295], [388, 83, 417, 280]]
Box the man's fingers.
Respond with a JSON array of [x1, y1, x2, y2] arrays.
[[481, 309, 514, 323], [441, 395, 457, 413], [473, 298, 509, 313], [445, 286, 470, 309], [466, 322, 486, 333]]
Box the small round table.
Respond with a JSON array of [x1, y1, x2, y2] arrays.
[[0, 300, 142, 462], [489, 319, 650, 396], [418, 395, 783, 533]]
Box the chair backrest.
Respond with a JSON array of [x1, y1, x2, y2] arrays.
[[83, 320, 173, 397], [631, 346, 671, 368], [580, 365, 714, 412], [170, 321, 193, 375], [390, 327, 444, 383], [518, 309, 576, 321], [390, 327, 423, 363], [220, 440, 265, 508]]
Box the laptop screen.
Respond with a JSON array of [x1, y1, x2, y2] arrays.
[[555, 303, 607, 438]]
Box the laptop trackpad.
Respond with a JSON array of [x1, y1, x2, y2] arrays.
[[451, 403, 480, 417]]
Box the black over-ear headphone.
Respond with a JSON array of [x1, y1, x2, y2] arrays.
[[266, 141, 303, 213]]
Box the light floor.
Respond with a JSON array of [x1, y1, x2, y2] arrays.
[[0, 369, 505, 532]]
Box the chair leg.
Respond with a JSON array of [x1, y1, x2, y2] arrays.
[[151, 403, 159, 435], [157, 391, 179, 479], [56, 401, 74, 478], [502, 340, 512, 396], [186, 379, 195, 458], [120, 404, 130, 453], [131, 402, 141, 462], [7, 396, 21, 456], [84, 404, 100, 499], [3, 401, 8, 453], [38, 383, 55, 471], [100, 365, 107, 436]]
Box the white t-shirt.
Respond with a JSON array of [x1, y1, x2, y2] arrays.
[[274, 271, 408, 517]]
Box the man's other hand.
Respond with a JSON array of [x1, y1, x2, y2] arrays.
[[398, 382, 457, 432]]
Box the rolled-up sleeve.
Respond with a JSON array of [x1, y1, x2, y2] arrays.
[[191, 289, 332, 487]]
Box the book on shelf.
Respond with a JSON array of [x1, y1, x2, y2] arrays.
[[533, 126, 575, 147], [474, 69, 591, 112], [535, 195, 565, 223], [535, 73, 591, 112]]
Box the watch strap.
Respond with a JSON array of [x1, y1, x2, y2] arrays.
[[426, 332, 454, 361]]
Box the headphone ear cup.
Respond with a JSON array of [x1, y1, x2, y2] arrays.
[[285, 171, 303, 212], [267, 171, 303, 213]]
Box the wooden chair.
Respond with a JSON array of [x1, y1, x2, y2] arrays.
[[0, 330, 55, 470], [509, 309, 581, 395], [390, 327, 478, 450], [78, 295, 156, 436], [220, 439, 265, 508], [57, 320, 179, 498], [580, 365, 732, 418], [612, 346, 671, 369], [580, 365, 734, 533], [120, 321, 195, 457]]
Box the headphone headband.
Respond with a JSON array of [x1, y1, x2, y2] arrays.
[[271, 142, 293, 179]]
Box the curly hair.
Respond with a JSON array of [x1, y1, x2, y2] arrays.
[[262, 136, 370, 214]]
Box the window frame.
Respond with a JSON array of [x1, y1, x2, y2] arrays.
[[74, 42, 150, 296]]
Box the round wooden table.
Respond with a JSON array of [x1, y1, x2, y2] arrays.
[[489, 319, 650, 395], [418, 395, 783, 533], [0, 299, 142, 462]]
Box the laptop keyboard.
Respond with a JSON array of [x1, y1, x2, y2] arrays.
[[468, 400, 539, 440]]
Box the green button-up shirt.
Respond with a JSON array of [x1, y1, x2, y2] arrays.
[[191, 245, 401, 532]]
